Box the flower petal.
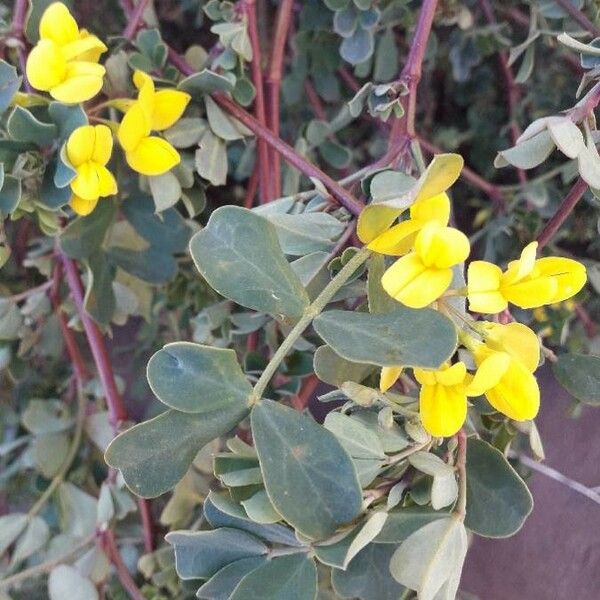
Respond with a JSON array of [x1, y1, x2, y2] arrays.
[[70, 162, 101, 200], [70, 194, 98, 216], [50, 62, 105, 103], [501, 277, 556, 309], [467, 351, 510, 396], [481, 322, 540, 372], [125, 136, 180, 176], [96, 165, 117, 197], [151, 90, 191, 131], [26, 40, 67, 91], [367, 219, 423, 256], [118, 103, 150, 152], [415, 223, 470, 269], [435, 362, 467, 386], [39, 2, 79, 46], [61, 35, 107, 61], [503, 241, 538, 286], [67, 125, 95, 167], [380, 366, 403, 392], [467, 261, 506, 314], [420, 383, 467, 437], [534, 257, 587, 303], [91, 124, 113, 165], [409, 192, 450, 225]]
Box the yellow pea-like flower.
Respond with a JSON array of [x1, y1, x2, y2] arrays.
[[381, 222, 470, 308], [117, 71, 191, 176], [66, 124, 117, 216], [380, 366, 404, 392], [467, 241, 587, 314], [26, 2, 107, 104], [368, 192, 451, 256]]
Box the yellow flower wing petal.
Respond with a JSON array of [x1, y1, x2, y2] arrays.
[[70, 194, 98, 216], [357, 205, 408, 245], [26, 40, 67, 91], [420, 383, 467, 437], [91, 125, 113, 165], [151, 90, 191, 131], [534, 257, 587, 303], [501, 277, 557, 309], [415, 224, 470, 269], [380, 366, 403, 392], [467, 351, 510, 396], [70, 162, 101, 200], [39, 2, 79, 46], [503, 241, 538, 286], [467, 261, 506, 314], [409, 192, 451, 225], [50, 62, 105, 103], [414, 154, 464, 203], [367, 219, 423, 256], [435, 362, 467, 386], [76, 30, 107, 62], [61, 35, 107, 62], [414, 368, 437, 386], [96, 165, 117, 197], [484, 359, 540, 421], [66, 125, 95, 167], [484, 322, 540, 372], [133, 70, 155, 118], [118, 103, 150, 152], [125, 136, 180, 176]]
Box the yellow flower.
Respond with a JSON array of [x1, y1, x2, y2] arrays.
[[380, 366, 404, 392], [117, 71, 190, 176], [469, 322, 540, 422], [467, 241, 587, 313], [414, 362, 487, 437], [381, 223, 470, 308], [66, 125, 117, 215], [367, 192, 451, 256], [26, 2, 107, 104]]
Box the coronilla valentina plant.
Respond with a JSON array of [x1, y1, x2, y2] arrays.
[[1, 1, 600, 600]]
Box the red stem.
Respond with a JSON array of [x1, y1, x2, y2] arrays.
[[305, 79, 327, 121], [60, 255, 128, 427], [291, 374, 319, 411], [244, 167, 259, 208], [388, 0, 439, 150], [103, 531, 146, 600], [266, 0, 294, 198], [536, 177, 588, 249], [123, 0, 150, 40], [137, 498, 154, 553], [244, 0, 272, 202], [553, 0, 600, 37]]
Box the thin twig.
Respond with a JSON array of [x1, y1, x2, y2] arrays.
[[536, 177, 588, 249], [123, 0, 150, 41], [553, 0, 600, 37], [290, 374, 319, 411], [103, 530, 146, 600], [244, 0, 271, 202], [454, 430, 467, 520], [266, 0, 294, 197]]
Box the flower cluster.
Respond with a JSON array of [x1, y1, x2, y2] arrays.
[[20, 2, 191, 215], [366, 157, 587, 437]]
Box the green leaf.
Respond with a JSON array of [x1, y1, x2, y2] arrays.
[[0, 60, 22, 115], [553, 353, 600, 405], [374, 28, 398, 83], [465, 438, 533, 537], [0, 175, 22, 216], [164, 117, 207, 148], [229, 554, 317, 600], [48, 103, 88, 140], [40, 162, 72, 209], [389, 517, 468, 600], [205, 95, 248, 141], [49, 565, 98, 600], [54, 145, 77, 188], [178, 69, 235, 96], [197, 556, 267, 600], [324, 412, 385, 459], [195, 129, 228, 186], [0, 514, 28, 555], [241, 490, 281, 524], [105, 405, 249, 497], [313, 308, 457, 368], [375, 506, 448, 543], [495, 130, 555, 170], [313, 345, 375, 387], [148, 171, 182, 212], [10, 516, 49, 565], [166, 527, 267, 580], [190, 206, 309, 319], [107, 246, 177, 284], [251, 399, 362, 540], [332, 543, 407, 600], [367, 253, 397, 314], [83, 253, 116, 327], [7, 106, 57, 146], [59, 200, 117, 260], [147, 342, 252, 413]]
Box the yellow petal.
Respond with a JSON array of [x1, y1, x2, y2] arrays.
[[410, 192, 451, 225], [414, 154, 464, 203], [50, 62, 105, 103], [467, 351, 510, 396], [380, 366, 403, 392], [484, 359, 540, 421], [125, 136, 180, 176], [66, 125, 95, 167], [118, 103, 150, 152], [534, 257, 587, 303], [367, 219, 423, 256], [133, 70, 155, 118], [96, 164, 117, 197], [39, 2, 79, 46], [357, 205, 407, 244], [91, 125, 113, 165], [70, 162, 101, 200], [61, 35, 107, 62], [467, 261, 506, 314], [501, 277, 557, 309], [420, 383, 467, 437], [70, 194, 98, 216], [481, 322, 540, 372], [414, 368, 436, 386], [76, 30, 107, 62], [414, 224, 470, 269], [503, 241, 538, 286], [151, 90, 191, 131], [435, 362, 467, 386], [381, 253, 453, 308], [26, 40, 67, 91]]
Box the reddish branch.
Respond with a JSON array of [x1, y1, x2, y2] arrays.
[[266, 0, 295, 197], [244, 0, 272, 202], [479, 0, 527, 186], [388, 0, 439, 151], [11, 0, 32, 92], [291, 375, 319, 411], [123, 0, 150, 40], [554, 0, 600, 37], [102, 530, 146, 600], [536, 177, 588, 249]]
